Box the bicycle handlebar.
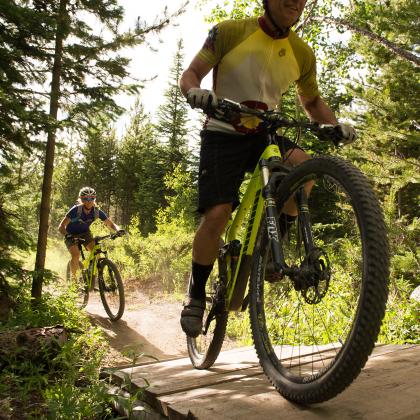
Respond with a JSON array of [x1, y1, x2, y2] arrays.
[[206, 98, 344, 145], [69, 231, 125, 245]]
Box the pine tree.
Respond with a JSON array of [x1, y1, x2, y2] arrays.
[[117, 98, 166, 234], [155, 39, 190, 169]]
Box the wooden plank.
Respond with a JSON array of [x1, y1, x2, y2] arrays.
[[111, 343, 418, 417], [166, 345, 420, 420], [113, 345, 332, 414], [112, 347, 262, 413], [115, 344, 340, 395]]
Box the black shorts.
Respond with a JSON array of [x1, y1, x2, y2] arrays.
[[197, 130, 302, 213], [64, 231, 93, 249]]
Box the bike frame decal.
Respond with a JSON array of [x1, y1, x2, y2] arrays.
[[266, 216, 279, 242]]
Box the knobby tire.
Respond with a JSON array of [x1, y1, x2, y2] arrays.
[[98, 259, 125, 321], [249, 156, 389, 403]]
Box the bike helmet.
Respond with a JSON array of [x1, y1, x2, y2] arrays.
[[79, 186, 96, 198]]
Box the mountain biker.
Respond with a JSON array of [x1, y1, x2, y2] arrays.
[[58, 187, 124, 279], [179, 0, 357, 337]]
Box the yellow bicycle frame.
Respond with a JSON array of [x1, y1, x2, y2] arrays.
[[80, 242, 101, 288], [224, 143, 283, 311]]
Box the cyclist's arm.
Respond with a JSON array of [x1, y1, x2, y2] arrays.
[[180, 56, 214, 96], [104, 218, 120, 232], [298, 94, 338, 125], [58, 216, 70, 236]]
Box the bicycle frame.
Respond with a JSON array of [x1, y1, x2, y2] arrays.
[[77, 236, 110, 288], [223, 134, 292, 311], [204, 98, 335, 313]]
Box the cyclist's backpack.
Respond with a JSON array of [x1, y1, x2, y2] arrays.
[[71, 204, 99, 224]]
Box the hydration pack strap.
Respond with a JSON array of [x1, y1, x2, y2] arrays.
[[71, 204, 99, 223]]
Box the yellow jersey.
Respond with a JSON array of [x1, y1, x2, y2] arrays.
[[198, 16, 320, 133]]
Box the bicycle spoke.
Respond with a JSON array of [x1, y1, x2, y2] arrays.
[[250, 155, 388, 401]]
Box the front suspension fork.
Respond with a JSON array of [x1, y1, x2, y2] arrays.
[[260, 159, 285, 274], [295, 187, 315, 254], [260, 161, 315, 275]]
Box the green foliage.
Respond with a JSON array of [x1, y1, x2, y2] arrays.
[[379, 278, 420, 344], [0, 153, 41, 290], [226, 312, 252, 345], [155, 163, 197, 230], [0, 287, 115, 418], [108, 216, 193, 293], [43, 326, 111, 419]]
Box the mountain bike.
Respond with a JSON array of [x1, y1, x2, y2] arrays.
[[186, 98, 389, 403], [66, 232, 126, 321]]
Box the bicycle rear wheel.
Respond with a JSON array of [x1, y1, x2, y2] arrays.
[[98, 259, 125, 321], [187, 257, 229, 369], [66, 260, 88, 308], [249, 156, 389, 403]]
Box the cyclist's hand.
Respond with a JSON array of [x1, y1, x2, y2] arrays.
[[334, 123, 357, 145], [65, 233, 73, 241], [115, 229, 127, 237], [186, 88, 217, 111]]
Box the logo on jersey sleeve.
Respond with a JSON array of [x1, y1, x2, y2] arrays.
[[203, 26, 218, 52]]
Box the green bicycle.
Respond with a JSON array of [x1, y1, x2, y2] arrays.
[[66, 232, 125, 321], [186, 99, 389, 404]]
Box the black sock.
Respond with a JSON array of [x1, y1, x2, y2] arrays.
[[279, 213, 297, 237], [189, 261, 214, 300]]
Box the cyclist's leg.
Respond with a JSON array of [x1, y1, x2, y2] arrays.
[[68, 244, 81, 278], [82, 230, 94, 251], [192, 203, 232, 266], [281, 146, 313, 217], [181, 130, 251, 337], [182, 204, 233, 337]]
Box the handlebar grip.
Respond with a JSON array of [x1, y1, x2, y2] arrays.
[[317, 125, 343, 146]]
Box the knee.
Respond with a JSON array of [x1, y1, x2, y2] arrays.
[[201, 204, 232, 235], [284, 149, 311, 166], [70, 249, 80, 260]]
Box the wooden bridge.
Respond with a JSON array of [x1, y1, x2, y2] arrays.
[[112, 344, 420, 419]]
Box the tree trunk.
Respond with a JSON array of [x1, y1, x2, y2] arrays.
[[32, 0, 68, 302]]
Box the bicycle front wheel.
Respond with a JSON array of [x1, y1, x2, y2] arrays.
[[98, 259, 125, 321], [249, 156, 389, 403], [187, 257, 229, 369]]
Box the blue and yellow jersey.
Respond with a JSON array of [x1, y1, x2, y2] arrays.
[[198, 17, 319, 133], [65, 205, 107, 234]]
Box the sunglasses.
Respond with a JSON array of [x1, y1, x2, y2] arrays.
[[81, 196, 96, 202]]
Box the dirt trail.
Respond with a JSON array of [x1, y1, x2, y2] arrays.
[[86, 289, 189, 366]]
